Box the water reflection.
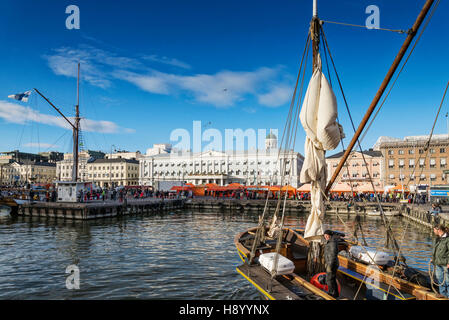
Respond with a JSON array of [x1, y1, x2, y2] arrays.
[[0, 208, 436, 299]]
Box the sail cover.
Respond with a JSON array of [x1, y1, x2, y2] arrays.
[[299, 55, 344, 240]]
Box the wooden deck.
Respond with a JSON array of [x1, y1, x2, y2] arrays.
[[236, 263, 325, 300]]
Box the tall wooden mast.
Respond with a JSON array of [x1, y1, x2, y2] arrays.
[[307, 0, 325, 278], [325, 0, 436, 193], [311, 0, 320, 71]]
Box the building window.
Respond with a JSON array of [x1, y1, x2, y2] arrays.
[[388, 150, 394, 155], [388, 159, 394, 168], [441, 158, 447, 168], [409, 159, 415, 168], [430, 149, 436, 154], [430, 158, 436, 168], [419, 159, 425, 168], [399, 159, 404, 168], [398, 150, 404, 155], [408, 149, 415, 155], [440, 148, 446, 153]]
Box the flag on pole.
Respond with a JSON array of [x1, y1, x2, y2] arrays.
[[8, 90, 32, 102]]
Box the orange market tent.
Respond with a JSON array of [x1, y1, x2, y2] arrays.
[[207, 185, 229, 192], [391, 184, 409, 192], [356, 184, 384, 193], [281, 185, 297, 195], [329, 182, 352, 193], [170, 186, 192, 192], [268, 185, 281, 192]]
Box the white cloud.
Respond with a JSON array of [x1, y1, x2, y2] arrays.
[[115, 67, 288, 108], [0, 100, 133, 134], [257, 85, 292, 107], [43, 44, 293, 108], [43, 45, 143, 88], [143, 55, 191, 69], [24, 142, 59, 149]]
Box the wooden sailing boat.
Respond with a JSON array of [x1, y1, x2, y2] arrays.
[[235, 0, 447, 300]]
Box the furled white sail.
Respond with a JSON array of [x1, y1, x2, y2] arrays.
[[299, 54, 344, 240]]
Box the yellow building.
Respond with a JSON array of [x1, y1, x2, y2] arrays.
[[0, 161, 56, 185], [87, 158, 139, 188], [376, 135, 449, 186], [326, 149, 383, 189]]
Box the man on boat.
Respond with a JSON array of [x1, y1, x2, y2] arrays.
[[323, 230, 341, 298], [431, 224, 449, 298]]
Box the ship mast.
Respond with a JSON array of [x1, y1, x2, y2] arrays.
[[34, 63, 81, 183], [311, 0, 320, 71], [72, 62, 80, 182], [306, 0, 326, 278]]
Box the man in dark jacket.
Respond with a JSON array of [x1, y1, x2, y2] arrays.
[[323, 230, 341, 298], [431, 224, 449, 297]]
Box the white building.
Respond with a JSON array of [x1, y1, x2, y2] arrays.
[[105, 150, 143, 160], [139, 134, 304, 187]]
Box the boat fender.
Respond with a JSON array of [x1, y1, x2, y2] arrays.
[[310, 272, 341, 294]]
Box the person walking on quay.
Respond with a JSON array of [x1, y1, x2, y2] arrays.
[[323, 230, 341, 298], [431, 224, 449, 298]]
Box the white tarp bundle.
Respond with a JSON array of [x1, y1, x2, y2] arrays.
[[300, 55, 344, 240]]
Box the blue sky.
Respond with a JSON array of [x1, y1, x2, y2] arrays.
[[0, 0, 448, 157]]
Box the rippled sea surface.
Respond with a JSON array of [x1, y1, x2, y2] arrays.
[[0, 207, 435, 300]]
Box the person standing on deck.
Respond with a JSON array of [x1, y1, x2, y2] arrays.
[[431, 224, 449, 298], [323, 230, 341, 298]]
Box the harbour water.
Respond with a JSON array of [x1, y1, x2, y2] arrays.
[[0, 207, 435, 300]]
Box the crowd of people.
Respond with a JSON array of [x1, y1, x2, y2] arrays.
[[0, 184, 436, 208], [76, 187, 182, 203]]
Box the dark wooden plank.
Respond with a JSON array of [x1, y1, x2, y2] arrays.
[[236, 264, 324, 300]]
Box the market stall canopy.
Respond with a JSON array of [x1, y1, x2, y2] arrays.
[[170, 186, 192, 192], [268, 185, 282, 192], [356, 183, 384, 193], [297, 184, 311, 192], [391, 184, 410, 192], [281, 185, 297, 193], [205, 183, 218, 189], [227, 183, 243, 190], [329, 182, 352, 193]]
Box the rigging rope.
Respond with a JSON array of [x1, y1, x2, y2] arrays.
[[359, 0, 441, 145], [321, 26, 405, 261], [321, 20, 409, 34], [248, 34, 311, 265]]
